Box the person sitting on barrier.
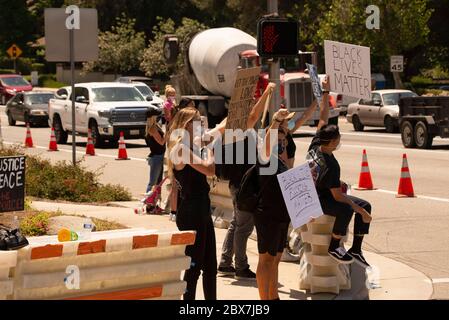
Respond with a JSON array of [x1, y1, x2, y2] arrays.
[[167, 107, 226, 300], [307, 77, 373, 267], [255, 109, 292, 300]]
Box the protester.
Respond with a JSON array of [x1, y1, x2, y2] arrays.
[[277, 101, 318, 262], [308, 76, 373, 267], [163, 85, 177, 124], [254, 108, 291, 300], [218, 82, 276, 280], [145, 109, 166, 194], [167, 107, 226, 300]]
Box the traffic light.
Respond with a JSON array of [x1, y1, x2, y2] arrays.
[[257, 18, 299, 57]]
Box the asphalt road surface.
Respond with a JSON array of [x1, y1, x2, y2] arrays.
[[1, 110, 448, 299]]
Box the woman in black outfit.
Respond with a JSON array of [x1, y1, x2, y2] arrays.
[[145, 109, 166, 194], [167, 107, 226, 300]]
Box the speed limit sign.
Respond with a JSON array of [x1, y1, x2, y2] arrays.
[[391, 55, 404, 72]]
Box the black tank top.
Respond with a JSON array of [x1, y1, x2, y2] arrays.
[[174, 163, 210, 199], [147, 127, 166, 156]]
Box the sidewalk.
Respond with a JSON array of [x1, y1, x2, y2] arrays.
[[31, 200, 433, 300]]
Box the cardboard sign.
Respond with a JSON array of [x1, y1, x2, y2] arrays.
[[306, 63, 322, 101], [0, 156, 26, 213], [226, 67, 261, 131], [324, 40, 371, 100], [277, 162, 323, 229]]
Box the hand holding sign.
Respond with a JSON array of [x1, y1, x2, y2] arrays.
[[306, 63, 322, 101]]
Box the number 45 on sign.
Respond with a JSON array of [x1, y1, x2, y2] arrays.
[[391, 55, 404, 73]]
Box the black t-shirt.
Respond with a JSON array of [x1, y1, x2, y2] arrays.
[[146, 128, 166, 157], [286, 133, 296, 160], [308, 135, 341, 199]]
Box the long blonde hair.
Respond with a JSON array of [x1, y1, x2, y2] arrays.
[[145, 115, 162, 136], [165, 85, 176, 97], [167, 107, 199, 176]]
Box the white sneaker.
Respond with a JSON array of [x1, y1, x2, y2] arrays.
[[280, 248, 300, 262]]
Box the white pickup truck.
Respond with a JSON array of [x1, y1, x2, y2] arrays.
[[48, 82, 159, 147]]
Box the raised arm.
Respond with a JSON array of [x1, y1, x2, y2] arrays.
[[247, 82, 276, 129], [290, 100, 318, 133], [317, 75, 330, 131], [262, 109, 290, 160]]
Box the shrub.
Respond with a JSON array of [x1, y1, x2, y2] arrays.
[[0, 146, 132, 203], [20, 212, 50, 237]]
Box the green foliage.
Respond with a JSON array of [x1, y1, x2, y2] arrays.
[[411, 75, 433, 85], [140, 17, 207, 78], [20, 211, 50, 236], [0, 145, 132, 203], [422, 66, 449, 80], [82, 15, 146, 75]]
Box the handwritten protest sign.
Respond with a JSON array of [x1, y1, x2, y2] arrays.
[[306, 63, 322, 101], [0, 156, 26, 213], [277, 162, 323, 229], [226, 66, 261, 131], [324, 40, 371, 100]]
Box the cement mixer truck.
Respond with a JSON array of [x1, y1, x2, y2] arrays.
[[164, 27, 339, 128]]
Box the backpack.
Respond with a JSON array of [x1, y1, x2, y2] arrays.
[[236, 164, 264, 213]]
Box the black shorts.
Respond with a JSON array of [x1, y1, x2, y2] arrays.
[[254, 214, 289, 257]]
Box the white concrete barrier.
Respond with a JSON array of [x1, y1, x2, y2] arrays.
[[6, 228, 195, 300], [0, 251, 17, 300], [298, 215, 351, 294]]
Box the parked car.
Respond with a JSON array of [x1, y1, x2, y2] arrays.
[[49, 82, 155, 147], [115, 76, 160, 93], [439, 85, 449, 91], [5, 91, 54, 127], [346, 89, 418, 133], [0, 74, 33, 105], [131, 82, 164, 109]]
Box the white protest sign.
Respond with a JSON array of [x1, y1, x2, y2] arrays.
[[306, 63, 322, 101], [226, 66, 261, 131], [277, 162, 323, 229], [324, 40, 371, 100]]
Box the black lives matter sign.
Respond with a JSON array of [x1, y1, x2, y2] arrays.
[[0, 156, 26, 213]]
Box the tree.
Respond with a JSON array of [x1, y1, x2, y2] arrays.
[[82, 15, 146, 76], [140, 17, 207, 78], [316, 0, 432, 88]]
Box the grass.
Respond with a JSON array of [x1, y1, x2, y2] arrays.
[[23, 74, 66, 88], [0, 145, 132, 203]]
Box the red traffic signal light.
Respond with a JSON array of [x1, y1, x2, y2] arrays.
[[257, 18, 299, 57]]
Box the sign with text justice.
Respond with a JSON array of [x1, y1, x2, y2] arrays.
[[324, 40, 371, 100], [226, 66, 261, 131], [0, 156, 26, 213]]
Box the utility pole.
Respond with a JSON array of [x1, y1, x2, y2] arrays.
[[267, 0, 281, 123]]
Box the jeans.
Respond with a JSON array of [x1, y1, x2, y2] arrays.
[[146, 154, 164, 193], [320, 195, 372, 236], [219, 185, 254, 271], [176, 195, 217, 300]]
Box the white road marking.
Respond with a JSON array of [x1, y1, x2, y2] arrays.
[[425, 278, 449, 284], [2, 141, 147, 162], [374, 189, 449, 204]]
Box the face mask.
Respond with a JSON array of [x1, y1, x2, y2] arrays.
[[168, 97, 175, 103], [277, 143, 285, 155], [335, 142, 342, 151]]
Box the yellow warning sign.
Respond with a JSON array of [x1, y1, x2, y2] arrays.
[[7, 44, 23, 59]]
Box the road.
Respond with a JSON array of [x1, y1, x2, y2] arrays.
[[1, 111, 448, 299]]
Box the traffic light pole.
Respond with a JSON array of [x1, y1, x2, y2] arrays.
[[267, 0, 281, 123], [70, 28, 76, 166]]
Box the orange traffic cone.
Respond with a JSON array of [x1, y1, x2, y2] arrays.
[[355, 149, 375, 190], [116, 132, 129, 160], [24, 123, 34, 148], [397, 154, 415, 198], [86, 129, 96, 156], [48, 127, 58, 151]]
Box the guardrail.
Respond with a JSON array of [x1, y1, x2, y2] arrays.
[[1, 228, 195, 300]]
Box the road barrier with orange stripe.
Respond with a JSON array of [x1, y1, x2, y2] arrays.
[[2, 229, 195, 300], [0, 251, 17, 299]]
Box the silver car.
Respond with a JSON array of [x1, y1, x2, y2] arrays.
[[6, 91, 55, 127], [346, 89, 417, 133]]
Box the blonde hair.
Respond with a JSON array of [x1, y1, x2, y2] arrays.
[[165, 85, 176, 96], [145, 115, 161, 136], [167, 107, 200, 177]]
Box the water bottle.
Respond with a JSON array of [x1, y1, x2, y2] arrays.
[[12, 216, 20, 231], [79, 223, 93, 240]]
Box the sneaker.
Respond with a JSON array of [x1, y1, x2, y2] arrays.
[[328, 247, 354, 264], [280, 248, 300, 262], [218, 266, 236, 276], [348, 249, 371, 268], [235, 268, 257, 281]]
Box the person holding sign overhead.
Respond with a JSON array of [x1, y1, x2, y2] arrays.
[[307, 76, 373, 268]]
